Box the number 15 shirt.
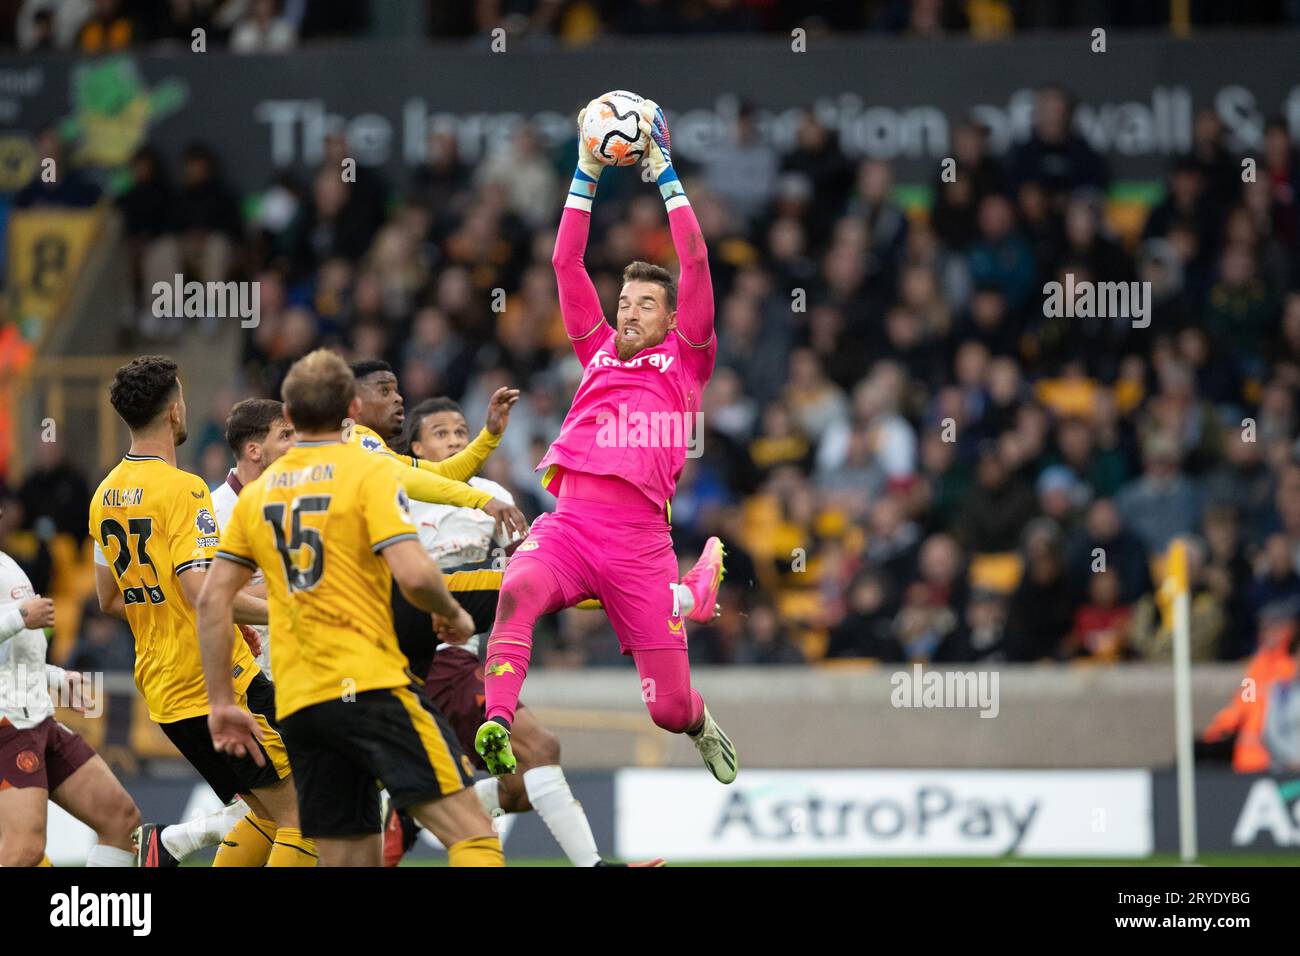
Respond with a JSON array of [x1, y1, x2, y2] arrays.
[[215, 440, 421, 721], [90, 453, 258, 723]]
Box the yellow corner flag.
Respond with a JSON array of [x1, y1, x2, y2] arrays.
[[1158, 538, 1189, 632]]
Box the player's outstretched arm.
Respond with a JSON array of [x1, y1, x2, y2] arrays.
[[639, 101, 715, 348], [553, 107, 610, 350], [399, 462, 493, 509]]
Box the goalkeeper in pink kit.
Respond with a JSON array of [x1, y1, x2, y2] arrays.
[[472, 99, 737, 784]]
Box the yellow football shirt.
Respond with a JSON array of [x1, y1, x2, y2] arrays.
[[89, 454, 258, 723], [216, 439, 424, 719]]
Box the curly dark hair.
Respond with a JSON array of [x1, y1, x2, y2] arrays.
[[109, 355, 180, 431]]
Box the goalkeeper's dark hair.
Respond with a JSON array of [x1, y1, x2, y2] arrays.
[[109, 355, 180, 431], [395, 397, 464, 456], [225, 398, 285, 458], [348, 359, 393, 383], [622, 261, 677, 312]]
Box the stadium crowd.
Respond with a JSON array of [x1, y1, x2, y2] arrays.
[[7, 77, 1300, 680], [8, 0, 1300, 51]]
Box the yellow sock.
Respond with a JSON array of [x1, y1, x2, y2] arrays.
[[38, 854, 53, 867], [213, 813, 277, 867], [448, 834, 505, 867], [266, 827, 318, 867]]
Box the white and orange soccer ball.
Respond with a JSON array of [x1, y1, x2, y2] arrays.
[[581, 90, 649, 167]]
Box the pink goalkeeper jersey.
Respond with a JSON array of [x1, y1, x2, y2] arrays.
[[539, 205, 716, 510]]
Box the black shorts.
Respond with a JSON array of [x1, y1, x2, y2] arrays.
[[159, 672, 289, 804], [278, 682, 476, 839], [392, 570, 502, 678]]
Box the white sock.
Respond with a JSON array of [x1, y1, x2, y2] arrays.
[[474, 777, 504, 818], [523, 765, 601, 867], [162, 800, 250, 859], [86, 844, 135, 867], [670, 582, 695, 617]]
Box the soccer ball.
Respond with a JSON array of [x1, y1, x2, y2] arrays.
[[581, 90, 648, 167]]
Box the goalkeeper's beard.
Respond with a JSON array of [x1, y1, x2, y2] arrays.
[[615, 325, 669, 361]]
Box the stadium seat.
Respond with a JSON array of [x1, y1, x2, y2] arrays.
[[969, 552, 1024, 594]]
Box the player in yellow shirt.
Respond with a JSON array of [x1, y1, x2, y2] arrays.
[[91, 356, 315, 867], [345, 360, 528, 542], [197, 349, 505, 867]]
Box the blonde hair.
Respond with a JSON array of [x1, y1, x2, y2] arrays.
[[281, 349, 355, 432]]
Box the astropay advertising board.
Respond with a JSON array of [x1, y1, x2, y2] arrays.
[[615, 769, 1152, 860]]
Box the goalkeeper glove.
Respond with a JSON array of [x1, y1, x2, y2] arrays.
[[574, 108, 603, 183], [568, 106, 603, 212], [639, 99, 672, 179], [639, 99, 687, 209]]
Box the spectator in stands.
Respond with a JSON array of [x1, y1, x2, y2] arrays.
[[1246, 535, 1300, 633], [1130, 537, 1225, 661], [74, 0, 137, 53], [1003, 518, 1074, 661], [931, 119, 1002, 249], [1202, 503, 1256, 660], [704, 102, 778, 226], [735, 601, 806, 665], [967, 193, 1036, 312], [412, 129, 472, 231], [846, 158, 909, 293], [231, 0, 297, 52], [476, 124, 560, 230], [1006, 84, 1109, 206], [118, 145, 176, 304], [892, 580, 960, 661], [957, 441, 1037, 553], [1115, 430, 1201, 553], [1204, 426, 1276, 543], [67, 597, 135, 674], [826, 570, 896, 659], [1189, 107, 1241, 215], [171, 142, 242, 282], [13, 128, 100, 209], [1064, 568, 1132, 661], [0, 493, 51, 595], [1262, 116, 1299, 247], [24, 7, 56, 50], [780, 111, 854, 243], [18, 441, 90, 539]]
